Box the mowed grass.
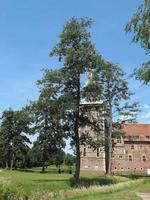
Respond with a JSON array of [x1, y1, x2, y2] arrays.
[[59, 178, 150, 200], [0, 168, 72, 197], [0, 167, 150, 199], [0, 166, 126, 199]]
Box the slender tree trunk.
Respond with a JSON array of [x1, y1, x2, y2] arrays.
[[74, 74, 80, 183], [74, 126, 80, 182], [105, 124, 109, 174], [10, 153, 15, 170], [10, 159, 14, 170], [14, 159, 17, 170], [107, 107, 112, 175], [42, 152, 45, 173], [42, 164, 45, 173], [6, 161, 8, 169]]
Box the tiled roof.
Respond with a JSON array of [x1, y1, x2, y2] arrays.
[[122, 124, 150, 136]]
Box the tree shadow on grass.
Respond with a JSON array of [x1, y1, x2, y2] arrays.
[[17, 169, 36, 173], [17, 168, 72, 174], [117, 173, 150, 180], [33, 179, 69, 183], [16, 168, 58, 174], [70, 177, 118, 188]]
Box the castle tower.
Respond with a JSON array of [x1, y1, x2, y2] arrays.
[[79, 70, 105, 172]]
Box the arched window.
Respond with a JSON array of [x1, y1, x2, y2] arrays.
[[97, 148, 99, 157], [128, 155, 133, 162], [83, 147, 86, 157], [142, 155, 147, 162]]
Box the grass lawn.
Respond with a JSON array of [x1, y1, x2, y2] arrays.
[[59, 178, 150, 200], [0, 167, 72, 198], [0, 167, 150, 199]]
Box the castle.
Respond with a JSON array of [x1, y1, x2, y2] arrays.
[[80, 71, 150, 173]]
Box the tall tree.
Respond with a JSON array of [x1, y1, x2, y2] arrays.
[[98, 61, 139, 175], [28, 70, 65, 172], [125, 0, 150, 84], [0, 109, 32, 169], [49, 17, 100, 182]]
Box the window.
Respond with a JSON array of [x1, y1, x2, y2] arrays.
[[140, 145, 143, 149], [96, 112, 99, 118], [83, 148, 86, 157], [128, 155, 133, 162], [131, 145, 134, 149], [146, 136, 150, 139], [133, 136, 139, 140], [119, 155, 123, 159], [97, 148, 99, 157], [142, 155, 147, 162], [117, 137, 121, 143]]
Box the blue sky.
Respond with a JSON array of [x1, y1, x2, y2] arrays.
[[0, 0, 149, 152]]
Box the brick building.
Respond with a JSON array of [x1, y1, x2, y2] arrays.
[[80, 100, 106, 172], [112, 124, 150, 172], [80, 71, 150, 173], [80, 113, 150, 173]]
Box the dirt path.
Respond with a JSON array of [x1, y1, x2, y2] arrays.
[[136, 193, 150, 200]]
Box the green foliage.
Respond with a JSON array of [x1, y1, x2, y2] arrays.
[[97, 60, 139, 174], [99, 61, 139, 124], [0, 108, 32, 169], [134, 60, 150, 84], [64, 154, 75, 167], [125, 0, 150, 84], [125, 0, 150, 53], [27, 69, 67, 172], [41, 17, 101, 181]]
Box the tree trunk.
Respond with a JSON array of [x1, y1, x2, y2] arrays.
[[6, 161, 8, 169], [42, 164, 45, 173], [41, 151, 45, 173], [74, 74, 80, 183], [10, 153, 15, 170], [74, 129, 80, 183], [107, 108, 112, 175]]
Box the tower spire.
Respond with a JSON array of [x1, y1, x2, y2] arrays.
[[82, 69, 101, 103]]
